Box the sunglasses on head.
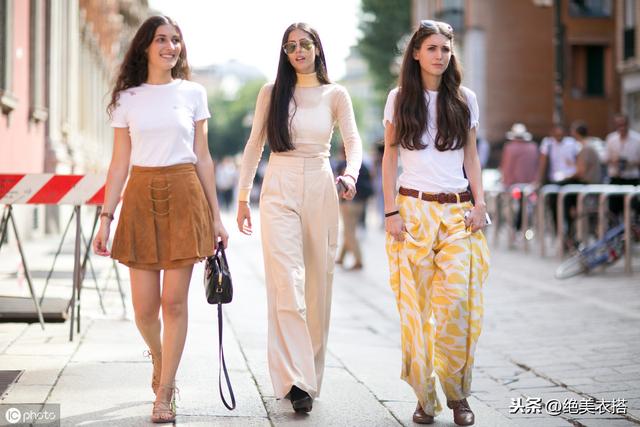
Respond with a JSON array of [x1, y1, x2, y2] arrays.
[[419, 19, 453, 33], [282, 38, 314, 54]]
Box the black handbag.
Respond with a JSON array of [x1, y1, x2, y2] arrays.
[[205, 246, 233, 304], [204, 246, 236, 410]]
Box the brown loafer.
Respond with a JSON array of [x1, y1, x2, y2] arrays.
[[413, 403, 434, 424], [447, 399, 474, 426]]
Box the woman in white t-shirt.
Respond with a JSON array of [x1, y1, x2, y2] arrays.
[[93, 16, 228, 423], [382, 20, 489, 426]]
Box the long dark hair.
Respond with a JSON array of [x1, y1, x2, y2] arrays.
[[266, 23, 330, 152], [107, 16, 190, 117], [393, 21, 470, 151]]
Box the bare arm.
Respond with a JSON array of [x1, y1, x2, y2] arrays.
[[382, 122, 404, 241], [93, 128, 131, 256], [574, 151, 586, 180], [463, 127, 487, 232], [536, 154, 549, 187], [193, 118, 229, 249]]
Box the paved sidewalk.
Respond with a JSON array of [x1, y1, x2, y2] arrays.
[[0, 212, 639, 426]]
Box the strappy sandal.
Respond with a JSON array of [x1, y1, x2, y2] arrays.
[[143, 350, 162, 395], [151, 384, 178, 424]]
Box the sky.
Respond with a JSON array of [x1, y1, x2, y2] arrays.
[[148, 0, 363, 80]]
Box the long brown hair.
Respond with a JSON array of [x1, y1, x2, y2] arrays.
[[107, 16, 190, 118], [393, 21, 470, 151], [267, 23, 330, 152]]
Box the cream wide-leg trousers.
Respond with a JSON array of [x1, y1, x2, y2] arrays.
[[259, 154, 339, 399]]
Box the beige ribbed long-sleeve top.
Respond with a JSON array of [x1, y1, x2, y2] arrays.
[[237, 72, 363, 202]]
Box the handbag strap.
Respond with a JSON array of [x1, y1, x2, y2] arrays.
[[217, 303, 236, 410]]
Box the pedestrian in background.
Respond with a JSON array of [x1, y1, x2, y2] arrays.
[[537, 123, 579, 185], [93, 15, 228, 423], [236, 22, 362, 413], [558, 121, 603, 248], [566, 121, 602, 186], [536, 123, 579, 234], [605, 114, 640, 186], [215, 156, 238, 211], [500, 123, 538, 188], [382, 19, 489, 426], [604, 114, 640, 218], [335, 148, 373, 270], [500, 123, 538, 231]]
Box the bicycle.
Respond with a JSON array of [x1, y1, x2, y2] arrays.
[[555, 223, 625, 279]]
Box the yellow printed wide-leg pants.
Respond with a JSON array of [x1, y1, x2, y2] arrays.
[[259, 155, 339, 399], [385, 194, 490, 416]]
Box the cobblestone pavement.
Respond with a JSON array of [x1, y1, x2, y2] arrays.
[[0, 211, 638, 426]]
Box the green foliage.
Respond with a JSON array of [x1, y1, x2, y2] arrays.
[[357, 0, 411, 99], [330, 93, 366, 153], [207, 79, 267, 159]]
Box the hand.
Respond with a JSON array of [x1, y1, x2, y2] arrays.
[[339, 175, 356, 200], [236, 202, 252, 235], [464, 204, 488, 233], [213, 218, 229, 249], [385, 213, 405, 242], [93, 221, 111, 256]]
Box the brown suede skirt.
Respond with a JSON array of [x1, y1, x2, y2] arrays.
[[111, 163, 214, 270]]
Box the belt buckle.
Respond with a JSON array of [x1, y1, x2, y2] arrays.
[[437, 193, 447, 204]]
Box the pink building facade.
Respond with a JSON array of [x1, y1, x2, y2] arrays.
[[0, 0, 47, 173], [0, 0, 147, 239]]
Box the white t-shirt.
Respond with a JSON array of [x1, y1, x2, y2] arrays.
[[111, 79, 211, 166], [539, 136, 579, 182], [383, 86, 479, 193]]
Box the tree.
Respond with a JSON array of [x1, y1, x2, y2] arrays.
[[357, 0, 411, 100], [207, 79, 266, 159]]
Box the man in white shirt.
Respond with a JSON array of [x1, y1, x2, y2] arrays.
[[537, 124, 579, 185], [604, 114, 640, 219], [536, 124, 579, 236], [605, 114, 640, 185]]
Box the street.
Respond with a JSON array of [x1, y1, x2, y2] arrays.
[[0, 211, 639, 426]]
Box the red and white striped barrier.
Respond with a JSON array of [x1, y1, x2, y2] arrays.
[[0, 174, 106, 205]]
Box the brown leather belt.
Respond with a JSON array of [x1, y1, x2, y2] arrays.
[[398, 187, 471, 204]]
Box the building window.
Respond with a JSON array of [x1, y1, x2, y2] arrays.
[[29, 0, 48, 122], [568, 0, 612, 17], [435, 0, 464, 33], [627, 91, 640, 131], [571, 44, 605, 97], [623, 0, 635, 60], [0, 0, 18, 114]]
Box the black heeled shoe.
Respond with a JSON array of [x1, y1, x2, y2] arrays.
[[289, 386, 313, 413]]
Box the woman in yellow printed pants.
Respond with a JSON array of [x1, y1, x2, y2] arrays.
[[382, 20, 490, 426], [386, 196, 489, 419]]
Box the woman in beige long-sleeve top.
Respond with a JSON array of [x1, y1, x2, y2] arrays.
[[236, 22, 362, 413]]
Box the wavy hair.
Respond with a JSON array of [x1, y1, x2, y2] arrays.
[[266, 23, 330, 152], [107, 16, 190, 118], [393, 21, 470, 151]]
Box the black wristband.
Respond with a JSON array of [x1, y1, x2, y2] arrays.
[[384, 210, 399, 218]]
